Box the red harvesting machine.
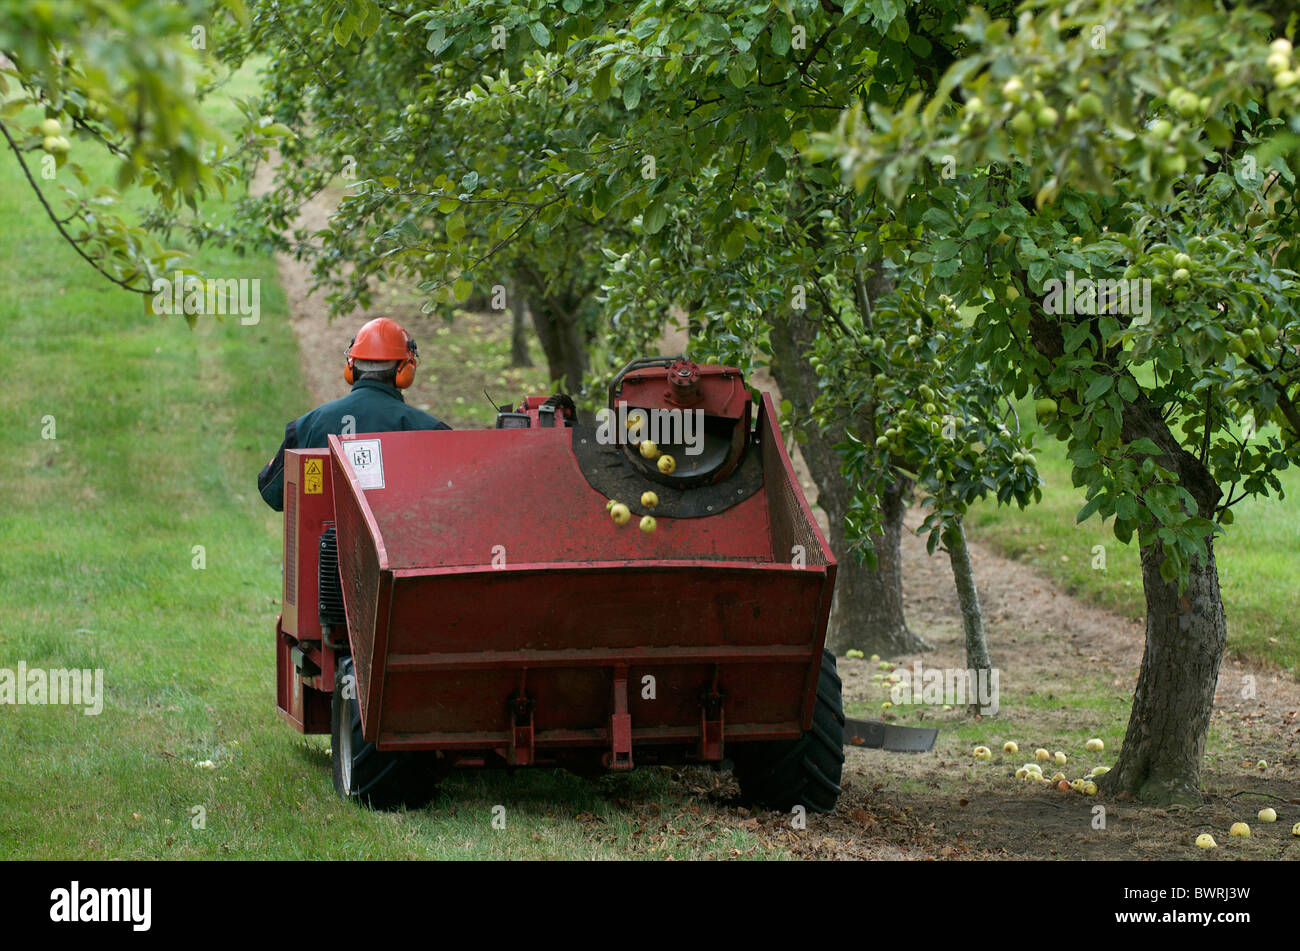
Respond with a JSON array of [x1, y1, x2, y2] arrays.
[[274, 356, 844, 811]]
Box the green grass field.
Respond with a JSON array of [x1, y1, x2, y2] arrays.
[[0, 70, 786, 860], [966, 397, 1300, 674]]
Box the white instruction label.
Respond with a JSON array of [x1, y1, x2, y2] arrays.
[[342, 438, 385, 489]]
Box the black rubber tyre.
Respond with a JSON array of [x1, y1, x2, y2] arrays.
[[331, 657, 440, 810], [733, 649, 845, 813]]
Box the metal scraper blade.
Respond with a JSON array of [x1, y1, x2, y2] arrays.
[[843, 717, 938, 753]]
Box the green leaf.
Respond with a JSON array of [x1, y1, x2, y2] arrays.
[[642, 198, 668, 235], [528, 20, 552, 48], [1084, 374, 1113, 403]]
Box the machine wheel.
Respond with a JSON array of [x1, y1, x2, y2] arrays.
[[733, 649, 845, 813], [331, 657, 440, 810]]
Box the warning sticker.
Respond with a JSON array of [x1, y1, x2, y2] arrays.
[[342, 438, 385, 490], [303, 458, 323, 495]]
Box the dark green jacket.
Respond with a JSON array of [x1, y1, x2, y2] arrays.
[[258, 379, 451, 511]]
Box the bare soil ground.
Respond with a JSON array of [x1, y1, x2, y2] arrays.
[[257, 170, 1300, 860]]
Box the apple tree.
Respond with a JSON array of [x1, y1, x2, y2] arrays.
[[818, 0, 1300, 802], [0, 0, 285, 307]]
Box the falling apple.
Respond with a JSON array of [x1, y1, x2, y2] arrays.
[[639, 515, 657, 534], [1195, 833, 1217, 849], [657, 454, 676, 474], [639, 439, 661, 460], [610, 503, 631, 526], [605, 499, 618, 512], [641, 490, 659, 508]]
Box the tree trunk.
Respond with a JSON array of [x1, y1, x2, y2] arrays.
[[508, 283, 533, 368], [767, 308, 928, 658], [1099, 536, 1227, 805], [528, 296, 587, 396], [945, 518, 993, 714]]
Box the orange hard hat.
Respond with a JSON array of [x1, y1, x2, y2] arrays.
[[346, 317, 414, 361], [344, 317, 419, 388]]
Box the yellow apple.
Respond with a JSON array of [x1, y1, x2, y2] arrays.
[[1085, 738, 1104, 752], [972, 746, 992, 760], [1003, 741, 1019, 754], [1054, 751, 1067, 766], [1035, 748, 1051, 763], [640, 490, 659, 508], [657, 454, 676, 474], [1229, 822, 1250, 838], [610, 503, 631, 526], [1196, 833, 1217, 849], [639, 439, 660, 460], [1258, 808, 1277, 823], [639, 515, 657, 533]]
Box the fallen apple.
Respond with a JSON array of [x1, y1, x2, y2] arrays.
[[640, 490, 659, 508], [1196, 833, 1217, 849], [1054, 751, 1067, 766], [845, 649, 865, 659], [606, 499, 618, 512], [1258, 808, 1277, 823], [1015, 768, 1029, 780], [1003, 741, 1019, 754], [610, 503, 631, 526], [1229, 822, 1250, 838], [1292, 823, 1300, 837], [1050, 772, 1065, 783], [1055, 780, 1071, 791], [1082, 781, 1098, 795], [639, 515, 657, 534], [1256, 760, 1268, 769], [973, 746, 993, 760], [1035, 748, 1051, 763], [1085, 738, 1104, 752]]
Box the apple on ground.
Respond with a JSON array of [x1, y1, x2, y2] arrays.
[[972, 746, 992, 760], [1002, 741, 1019, 754], [1085, 738, 1104, 752], [1257, 808, 1277, 823], [1229, 822, 1250, 838], [1196, 833, 1217, 849]]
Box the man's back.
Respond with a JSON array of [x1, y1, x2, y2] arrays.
[[258, 379, 450, 511]]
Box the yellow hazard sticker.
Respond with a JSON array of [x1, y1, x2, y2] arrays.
[[303, 458, 323, 495]]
